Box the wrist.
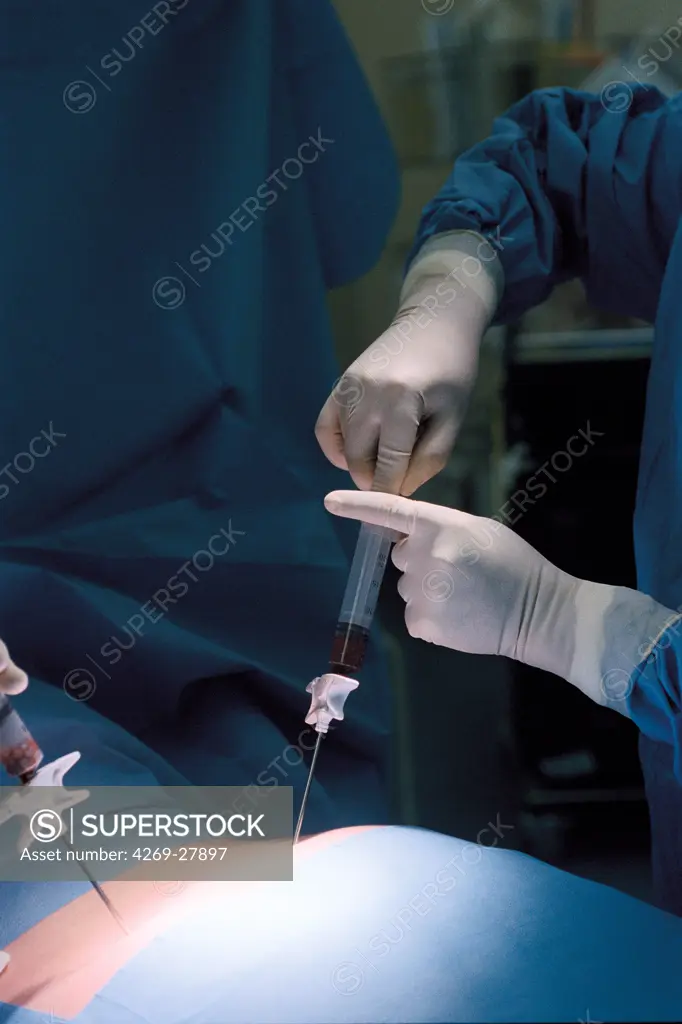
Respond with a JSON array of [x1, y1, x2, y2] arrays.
[[399, 231, 503, 333], [512, 563, 582, 682]]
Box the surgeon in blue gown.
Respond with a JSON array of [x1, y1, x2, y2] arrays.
[[0, 0, 399, 831], [318, 86, 682, 912]]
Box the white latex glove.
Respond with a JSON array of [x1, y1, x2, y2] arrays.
[[324, 490, 681, 714], [0, 640, 28, 695], [316, 232, 503, 495]]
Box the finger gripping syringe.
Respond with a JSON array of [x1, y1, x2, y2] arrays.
[[295, 522, 396, 841]]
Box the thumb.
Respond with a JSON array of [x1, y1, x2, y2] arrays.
[[324, 490, 418, 534], [0, 642, 28, 695]]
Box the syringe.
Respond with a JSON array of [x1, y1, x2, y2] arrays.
[[0, 691, 44, 782], [294, 521, 397, 843], [0, 693, 127, 932], [329, 522, 396, 674]]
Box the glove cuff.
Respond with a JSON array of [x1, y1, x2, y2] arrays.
[[567, 579, 680, 714], [400, 230, 504, 325]]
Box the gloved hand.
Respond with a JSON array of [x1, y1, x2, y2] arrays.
[[316, 232, 503, 495], [324, 490, 680, 713], [0, 640, 28, 695]]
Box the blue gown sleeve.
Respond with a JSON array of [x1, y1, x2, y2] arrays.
[[282, 0, 400, 288], [631, 623, 682, 782], [409, 86, 682, 324]]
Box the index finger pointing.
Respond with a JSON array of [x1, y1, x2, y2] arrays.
[[324, 490, 418, 535]]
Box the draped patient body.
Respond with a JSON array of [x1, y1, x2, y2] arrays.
[[0, 683, 681, 1023]]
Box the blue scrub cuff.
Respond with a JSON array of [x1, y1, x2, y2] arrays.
[[629, 616, 682, 782]]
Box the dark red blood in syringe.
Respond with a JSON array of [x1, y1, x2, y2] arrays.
[[329, 622, 370, 674], [0, 694, 43, 779], [0, 738, 42, 778]]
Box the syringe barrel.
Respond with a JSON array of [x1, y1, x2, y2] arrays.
[[0, 693, 43, 779], [338, 522, 394, 630]]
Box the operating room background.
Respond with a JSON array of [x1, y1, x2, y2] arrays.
[[329, 0, 682, 902]]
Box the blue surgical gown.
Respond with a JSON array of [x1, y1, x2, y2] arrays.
[[409, 85, 682, 913], [0, 0, 399, 831]]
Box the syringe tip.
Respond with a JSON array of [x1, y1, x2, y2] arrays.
[[305, 673, 359, 733]]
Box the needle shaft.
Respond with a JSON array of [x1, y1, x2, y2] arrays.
[[294, 732, 323, 844], [60, 836, 128, 934]]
